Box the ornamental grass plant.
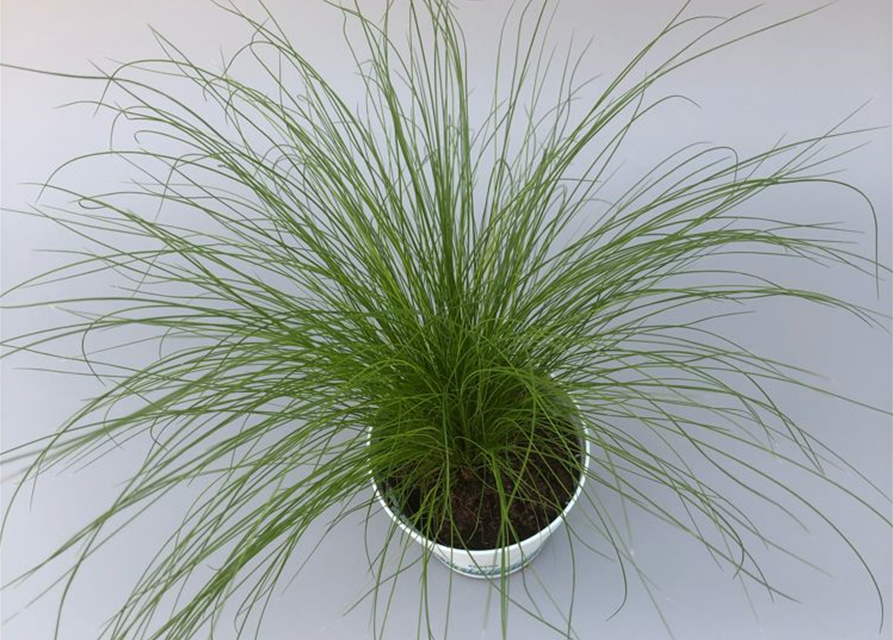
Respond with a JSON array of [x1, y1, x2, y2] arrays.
[[1, 1, 889, 639]]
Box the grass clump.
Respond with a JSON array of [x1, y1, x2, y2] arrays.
[[1, 1, 888, 639]]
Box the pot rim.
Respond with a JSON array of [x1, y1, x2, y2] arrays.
[[367, 415, 591, 557]]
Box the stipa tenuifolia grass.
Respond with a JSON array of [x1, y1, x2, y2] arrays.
[[1, 1, 889, 639]]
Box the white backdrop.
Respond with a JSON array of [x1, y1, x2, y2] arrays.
[[2, 1, 891, 639]]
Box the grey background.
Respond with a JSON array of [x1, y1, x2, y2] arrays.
[[1, 1, 891, 639]]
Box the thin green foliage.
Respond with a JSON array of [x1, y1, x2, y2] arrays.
[[1, 1, 889, 639]]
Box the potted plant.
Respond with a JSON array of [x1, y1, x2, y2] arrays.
[[1, 1, 888, 638]]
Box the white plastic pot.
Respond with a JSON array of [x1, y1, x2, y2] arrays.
[[371, 426, 590, 579]]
